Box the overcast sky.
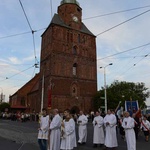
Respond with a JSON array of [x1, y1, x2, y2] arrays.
[[1, 0, 150, 105]]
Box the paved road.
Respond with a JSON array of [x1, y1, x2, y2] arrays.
[[0, 119, 150, 150]]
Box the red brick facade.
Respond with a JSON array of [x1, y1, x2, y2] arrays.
[[9, 74, 40, 112], [39, 1, 97, 113]]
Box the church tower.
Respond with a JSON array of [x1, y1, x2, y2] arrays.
[[39, 0, 97, 113]]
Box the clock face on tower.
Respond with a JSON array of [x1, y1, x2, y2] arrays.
[[72, 16, 78, 22]]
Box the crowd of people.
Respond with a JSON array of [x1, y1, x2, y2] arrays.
[[0, 111, 39, 122], [37, 108, 150, 150], [1, 107, 150, 150]]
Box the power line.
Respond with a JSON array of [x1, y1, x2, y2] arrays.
[[0, 31, 31, 39], [19, 0, 32, 31], [50, 0, 53, 19], [19, 0, 40, 67], [109, 46, 148, 77], [0, 28, 46, 40], [133, 54, 149, 66], [32, 31, 39, 64], [0, 65, 34, 83], [96, 9, 150, 37], [117, 54, 148, 77], [83, 5, 150, 20], [103, 55, 150, 59], [97, 42, 150, 60]]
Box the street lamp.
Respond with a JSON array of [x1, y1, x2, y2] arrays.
[[0, 87, 3, 103], [100, 63, 113, 113], [41, 74, 44, 112]]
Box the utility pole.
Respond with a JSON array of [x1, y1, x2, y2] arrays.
[[0, 87, 3, 104], [100, 63, 113, 113]]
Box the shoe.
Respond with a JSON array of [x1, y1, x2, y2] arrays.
[[78, 142, 82, 145], [103, 146, 108, 150]]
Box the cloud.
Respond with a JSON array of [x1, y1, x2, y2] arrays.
[[8, 57, 21, 64]]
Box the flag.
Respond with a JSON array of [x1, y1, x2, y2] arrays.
[[125, 100, 139, 116], [48, 83, 52, 109]]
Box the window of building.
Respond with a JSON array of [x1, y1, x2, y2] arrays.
[[78, 34, 81, 43], [73, 63, 77, 76], [71, 84, 78, 96], [73, 46, 77, 55], [21, 97, 25, 106], [70, 32, 73, 42]]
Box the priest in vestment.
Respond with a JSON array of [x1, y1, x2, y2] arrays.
[[122, 111, 136, 150], [60, 109, 77, 150], [92, 111, 104, 147], [49, 109, 61, 150], [104, 109, 118, 149], [77, 110, 88, 144]]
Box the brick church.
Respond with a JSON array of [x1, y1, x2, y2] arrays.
[[10, 0, 97, 114]]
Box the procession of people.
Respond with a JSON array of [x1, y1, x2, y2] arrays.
[[37, 107, 150, 150]]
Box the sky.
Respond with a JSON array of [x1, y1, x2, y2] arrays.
[[0, 0, 150, 105]]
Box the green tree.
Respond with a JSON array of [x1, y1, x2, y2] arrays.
[[93, 80, 149, 110], [0, 102, 10, 112]]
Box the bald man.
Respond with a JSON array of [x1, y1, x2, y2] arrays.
[[49, 109, 61, 150], [77, 110, 88, 144], [122, 111, 136, 150]]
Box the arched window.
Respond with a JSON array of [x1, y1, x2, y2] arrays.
[[73, 63, 77, 76]]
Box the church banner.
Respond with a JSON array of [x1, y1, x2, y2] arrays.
[[125, 100, 139, 116], [48, 85, 52, 109]]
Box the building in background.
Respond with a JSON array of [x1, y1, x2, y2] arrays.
[[9, 74, 40, 113]]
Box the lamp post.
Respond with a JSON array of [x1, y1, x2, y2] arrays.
[[100, 63, 113, 113], [41, 74, 44, 112], [0, 87, 3, 104]]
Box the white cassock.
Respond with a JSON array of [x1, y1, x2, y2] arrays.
[[122, 116, 136, 150], [77, 114, 88, 143], [60, 118, 77, 150], [49, 114, 61, 150], [93, 115, 104, 144], [104, 114, 118, 148], [38, 115, 49, 140]]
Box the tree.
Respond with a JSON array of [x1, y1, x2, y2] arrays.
[[93, 80, 149, 110], [0, 102, 10, 112]]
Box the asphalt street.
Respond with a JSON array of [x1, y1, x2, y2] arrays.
[[0, 119, 150, 150]]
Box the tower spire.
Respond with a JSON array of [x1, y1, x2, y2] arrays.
[[60, 0, 80, 6]]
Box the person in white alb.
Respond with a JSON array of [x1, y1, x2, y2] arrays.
[[140, 115, 150, 142], [49, 109, 61, 150], [92, 111, 104, 148], [38, 108, 50, 150], [104, 109, 118, 149], [60, 109, 77, 150], [77, 110, 88, 144], [122, 111, 136, 150]]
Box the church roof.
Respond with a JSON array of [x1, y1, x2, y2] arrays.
[[42, 14, 95, 37]]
